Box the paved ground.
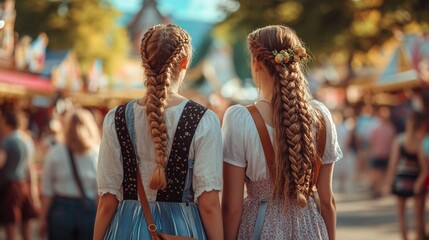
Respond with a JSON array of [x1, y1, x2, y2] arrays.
[[336, 191, 429, 240]]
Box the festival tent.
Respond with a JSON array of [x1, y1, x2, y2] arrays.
[[40, 50, 83, 93], [372, 34, 429, 92], [0, 68, 53, 96]]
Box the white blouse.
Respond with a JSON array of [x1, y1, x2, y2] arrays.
[[222, 100, 343, 181], [97, 100, 223, 201], [41, 144, 99, 199]]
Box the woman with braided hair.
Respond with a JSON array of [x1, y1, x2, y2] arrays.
[[94, 24, 223, 240], [222, 25, 342, 240]]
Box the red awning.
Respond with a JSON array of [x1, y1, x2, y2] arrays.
[[0, 68, 53, 93]]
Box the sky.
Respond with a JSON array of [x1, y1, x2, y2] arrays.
[[108, 0, 235, 23]]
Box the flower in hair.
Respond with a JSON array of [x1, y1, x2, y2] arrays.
[[272, 47, 307, 66], [295, 47, 307, 58], [274, 50, 288, 64]]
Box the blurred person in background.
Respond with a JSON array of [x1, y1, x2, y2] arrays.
[[94, 24, 223, 240], [222, 25, 342, 240], [89, 108, 106, 137], [354, 104, 378, 190], [385, 111, 427, 240], [332, 110, 355, 193], [368, 106, 396, 198], [54, 98, 74, 128], [419, 91, 429, 231], [18, 111, 41, 210], [38, 117, 65, 160], [39, 108, 100, 240], [38, 98, 73, 158], [0, 110, 39, 240]]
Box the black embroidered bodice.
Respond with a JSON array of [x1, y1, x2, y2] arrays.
[[114, 100, 207, 202]]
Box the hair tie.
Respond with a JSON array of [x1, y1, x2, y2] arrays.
[[272, 47, 307, 67]]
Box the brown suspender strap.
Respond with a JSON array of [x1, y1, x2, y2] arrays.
[[136, 168, 158, 240], [246, 105, 276, 181], [136, 168, 196, 240], [247, 104, 327, 185]]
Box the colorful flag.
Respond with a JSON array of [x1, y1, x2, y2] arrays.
[[28, 33, 48, 73], [87, 58, 103, 92]]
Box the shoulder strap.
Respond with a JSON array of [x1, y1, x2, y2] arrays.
[[66, 146, 88, 205], [136, 168, 159, 240], [114, 102, 139, 200], [156, 100, 208, 202], [246, 105, 276, 181], [246, 105, 327, 185]]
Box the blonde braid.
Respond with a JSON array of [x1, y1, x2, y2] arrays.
[[274, 62, 316, 207], [248, 25, 318, 208], [294, 68, 318, 193], [140, 24, 192, 190]]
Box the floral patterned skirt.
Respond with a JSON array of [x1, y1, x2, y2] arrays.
[[238, 179, 328, 240]]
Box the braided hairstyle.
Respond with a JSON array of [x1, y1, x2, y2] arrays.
[[140, 24, 192, 190], [248, 25, 322, 207]]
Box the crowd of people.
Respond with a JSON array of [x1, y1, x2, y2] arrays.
[[0, 23, 428, 240], [332, 92, 429, 240], [0, 101, 102, 240]]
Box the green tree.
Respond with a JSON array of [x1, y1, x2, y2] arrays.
[[216, 0, 429, 81], [11, 0, 129, 75]]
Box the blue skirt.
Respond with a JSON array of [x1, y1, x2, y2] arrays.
[[104, 200, 207, 240]]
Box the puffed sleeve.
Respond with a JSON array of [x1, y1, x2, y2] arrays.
[[312, 100, 343, 164], [192, 110, 223, 200], [96, 108, 124, 201], [222, 105, 248, 168]]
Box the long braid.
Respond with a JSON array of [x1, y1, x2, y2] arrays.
[[140, 24, 192, 190], [140, 26, 168, 189], [293, 65, 318, 196], [274, 63, 316, 207], [248, 25, 319, 207]]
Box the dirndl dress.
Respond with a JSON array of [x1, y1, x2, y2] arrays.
[[104, 100, 208, 240], [238, 179, 329, 240]]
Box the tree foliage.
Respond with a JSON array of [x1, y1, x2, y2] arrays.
[[216, 0, 429, 79], [11, 0, 129, 75]]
